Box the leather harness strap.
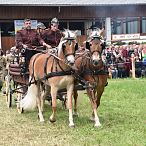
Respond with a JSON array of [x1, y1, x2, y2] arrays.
[[28, 53, 42, 86]]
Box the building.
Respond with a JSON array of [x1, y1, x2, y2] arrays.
[[1, 0, 146, 52]]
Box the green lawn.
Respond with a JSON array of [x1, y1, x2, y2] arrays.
[[0, 78, 146, 146]]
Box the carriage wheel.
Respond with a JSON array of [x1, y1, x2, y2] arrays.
[[5, 74, 12, 108], [6, 90, 12, 108]]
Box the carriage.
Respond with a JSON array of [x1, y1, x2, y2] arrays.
[[5, 28, 108, 128], [5, 48, 31, 112], [5, 47, 73, 111]]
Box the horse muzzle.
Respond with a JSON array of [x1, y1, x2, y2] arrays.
[[93, 59, 99, 65], [67, 60, 75, 67], [66, 55, 75, 66]]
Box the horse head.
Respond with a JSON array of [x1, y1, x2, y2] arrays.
[[86, 28, 106, 66], [58, 29, 78, 66]]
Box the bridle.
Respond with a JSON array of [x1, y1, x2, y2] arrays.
[[63, 39, 76, 57], [60, 37, 78, 66]]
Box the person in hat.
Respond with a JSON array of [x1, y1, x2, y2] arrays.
[[42, 17, 63, 48], [37, 22, 46, 38], [15, 18, 50, 72], [16, 18, 49, 49], [41, 18, 63, 100]]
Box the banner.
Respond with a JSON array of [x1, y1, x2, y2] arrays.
[[112, 33, 140, 41], [14, 20, 37, 34]]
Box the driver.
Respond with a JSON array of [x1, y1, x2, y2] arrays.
[[15, 18, 50, 71]]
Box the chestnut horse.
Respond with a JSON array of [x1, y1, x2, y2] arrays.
[[20, 30, 77, 127], [74, 28, 108, 128]]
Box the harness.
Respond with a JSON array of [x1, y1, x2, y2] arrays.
[[75, 44, 108, 91], [28, 46, 74, 85]]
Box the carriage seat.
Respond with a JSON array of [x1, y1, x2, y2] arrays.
[[9, 64, 28, 76], [9, 63, 29, 84]]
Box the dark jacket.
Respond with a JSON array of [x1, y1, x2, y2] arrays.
[[15, 28, 44, 49], [42, 28, 62, 47]]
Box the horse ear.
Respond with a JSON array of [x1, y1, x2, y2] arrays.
[[64, 28, 68, 32], [100, 28, 105, 38], [86, 41, 90, 50], [74, 30, 78, 35]]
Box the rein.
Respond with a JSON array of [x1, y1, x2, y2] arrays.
[[27, 40, 76, 84]]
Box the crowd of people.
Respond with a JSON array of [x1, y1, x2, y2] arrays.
[[103, 43, 146, 79]]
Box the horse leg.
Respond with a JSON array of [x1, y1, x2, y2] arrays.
[[36, 82, 45, 122], [67, 84, 75, 127], [94, 75, 107, 124], [96, 76, 107, 109], [87, 89, 101, 128], [49, 86, 57, 123], [73, 89, 79, 116], [40, 83, 46, 112]]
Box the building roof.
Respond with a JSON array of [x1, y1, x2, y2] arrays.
[[1, 0, 146, 6]]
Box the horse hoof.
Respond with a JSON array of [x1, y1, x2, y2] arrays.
[[69, 124, 75, 128], [89, 117, 95, 122], [73, 112, 79, 117], [95, 123, 101, 128], [40, 119, 45, 122], [17, 108, 24, 114], [49, 118, 56, 123]]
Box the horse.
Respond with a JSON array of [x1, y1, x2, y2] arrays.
[[74, 28, 108, 128], [20, 29, 78, 127]]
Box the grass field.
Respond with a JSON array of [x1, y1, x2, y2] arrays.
[[0, 78, 146, 146]]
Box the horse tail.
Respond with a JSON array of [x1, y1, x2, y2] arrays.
[[20, 80, 38, 110]]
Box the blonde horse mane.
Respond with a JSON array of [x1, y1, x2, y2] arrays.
[[58, 39, 67, 56], [58, 29, 77, 56]]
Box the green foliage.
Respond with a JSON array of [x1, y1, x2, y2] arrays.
[[128, 41, 140, 45], [0, 78, 146, 146], [113, 41, 126, 46], [141, 42, 146, 44]]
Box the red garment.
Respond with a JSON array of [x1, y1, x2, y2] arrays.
[[16, 29, 44, 49], [122, 49, 128, 58], [124, 61, 131, 71], [42, 28, 63, 47]]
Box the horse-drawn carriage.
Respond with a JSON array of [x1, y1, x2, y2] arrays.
[[5, 48, 30, 112], [5, 46, 70, 111], [5, 28, 108, 128]]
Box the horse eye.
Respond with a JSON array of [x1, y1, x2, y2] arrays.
[[62, 44, 66, 49]]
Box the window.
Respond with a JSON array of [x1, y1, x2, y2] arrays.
[[59, 22, 67, 31], [112, 17, 139, 34], [0, 22, 14, 36], [142, 17, 146, 33], [127, 17, 138, 34], [69, 22, 84, 35], [112, 18, 123, 34]]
